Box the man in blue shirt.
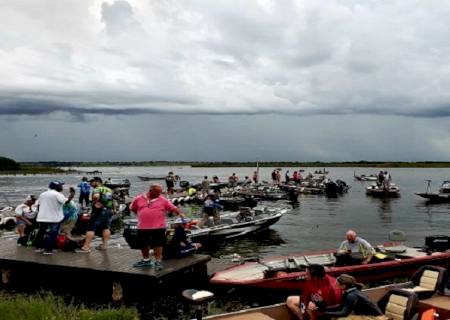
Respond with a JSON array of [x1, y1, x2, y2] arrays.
[[77, 177, 91, 207]]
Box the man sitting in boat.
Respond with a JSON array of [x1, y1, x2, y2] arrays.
[[319, 274, 384, 319], [286, 264, 342, 320], [336, 230, 375, 265], [15, 195, 38, 246], [165, 218, 201, 258], [199, 194, 222, 227]]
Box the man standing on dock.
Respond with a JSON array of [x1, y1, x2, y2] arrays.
[[130, 184, 184, 270], [77, 177, 113, 253], [77, 177, 91, 208], [35, 181, 75, 255]]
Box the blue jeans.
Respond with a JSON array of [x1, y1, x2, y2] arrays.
[[35, 222, 60, 252]]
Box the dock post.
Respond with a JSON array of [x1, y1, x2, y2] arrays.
[[112, 281, 123, 302], [1, 268, 10, 284]]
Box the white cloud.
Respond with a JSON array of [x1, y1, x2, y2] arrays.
[[1, 0, 450, 118]]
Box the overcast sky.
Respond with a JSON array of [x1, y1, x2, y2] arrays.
[[1, 0, 450, 161]]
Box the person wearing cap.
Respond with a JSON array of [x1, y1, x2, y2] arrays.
[[166, 217, 201, 259], [320, 274, 385, 319], [130, 184, 184, 270], [165, 172, 176, 194], [337, 230, 375, 265], [286, 264, 342, 320], [15, 195, 38, 245], [35, 181, 75, 255], [77, 177, 91, 207], [198, 194, 222, 228], [78, 177, 113, 253]]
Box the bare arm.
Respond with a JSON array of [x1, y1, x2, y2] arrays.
[[66, 187, 76, 204]]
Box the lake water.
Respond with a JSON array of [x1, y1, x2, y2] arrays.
[[1, 166, 449, 258], [1, 166, 450, 318]]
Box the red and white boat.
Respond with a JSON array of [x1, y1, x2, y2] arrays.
[[210, 236, 450, 291]]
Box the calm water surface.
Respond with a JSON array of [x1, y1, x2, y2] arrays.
[[1, 166, 449, 257]]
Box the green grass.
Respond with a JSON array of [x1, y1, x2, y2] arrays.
[[0, 292, 139, 320]]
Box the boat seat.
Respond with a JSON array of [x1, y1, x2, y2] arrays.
[[385, 230, 407, 253], [398, 265, 448, 299], [377, 289, 418, 320]]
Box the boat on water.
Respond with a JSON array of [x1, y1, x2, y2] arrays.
[[123, 206, 287, 249], [416, 180, 450, 203], [204, 282, 450, 319], [237, 185, 288, 201], [314, 168, 329, 174], [210, 235, 450, 291], [218, 196, 258, 211], [0, 206, 16, 229], [104, 178, 131, 189], [137, 175, 166, 181], [354, 171, 378, 181], [324, 179, 351, 197], [366, 183, 400, 197]]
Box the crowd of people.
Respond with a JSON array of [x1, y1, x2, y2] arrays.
[[14, 177, 115, 255], [13, 175, 203, 271]]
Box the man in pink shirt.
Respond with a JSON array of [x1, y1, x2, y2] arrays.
[[130, 184, 183, 270]]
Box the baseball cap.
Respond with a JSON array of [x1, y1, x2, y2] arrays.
[[175, 217, 190, 224], [48, 181, 65, 190]]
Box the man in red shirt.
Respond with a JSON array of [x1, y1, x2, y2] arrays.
[[130, 184, 184, 270], [286, 264, 342, 320]]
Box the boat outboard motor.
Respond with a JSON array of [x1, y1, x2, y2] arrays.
[[179, 180, 190, 189], [238, 207, 253, 222], [425, 235, 450, 252], [287, 188, 299, 203]]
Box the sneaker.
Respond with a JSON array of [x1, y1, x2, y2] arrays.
[[154, 261, 163, 271], [42, 250, 54, 255], [133, 260, 154, 268], [34, 248, 45, 253]]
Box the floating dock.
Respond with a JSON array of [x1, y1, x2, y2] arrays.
[[0, 239, 210, 301]]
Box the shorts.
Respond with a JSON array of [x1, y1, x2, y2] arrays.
[[87, 208, 112, 235], [137, 229, 166, 247], [204, 207, 216, 216], [16, 219, 27, 226]]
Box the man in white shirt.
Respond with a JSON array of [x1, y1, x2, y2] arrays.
[[337, 230, 375, 265], [35, 181, 75, 255]]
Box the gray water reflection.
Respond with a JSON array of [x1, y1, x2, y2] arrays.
[[1, 167, 450, 258]]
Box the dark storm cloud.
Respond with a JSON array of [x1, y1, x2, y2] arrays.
[[2, 94, 450, 118]]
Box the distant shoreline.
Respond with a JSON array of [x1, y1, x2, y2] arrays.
[[0, 161, 449, 175]]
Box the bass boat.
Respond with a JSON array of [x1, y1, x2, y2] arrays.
[[123, 206, 287, 249], [354, 171, 378, 181], [204, 282, 450, 319], [366, 183, 400, 197], [416, 180, 450, 203], [210, 235, 450, 291]]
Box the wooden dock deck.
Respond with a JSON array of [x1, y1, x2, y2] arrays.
[[0, 239, 210, 300]]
